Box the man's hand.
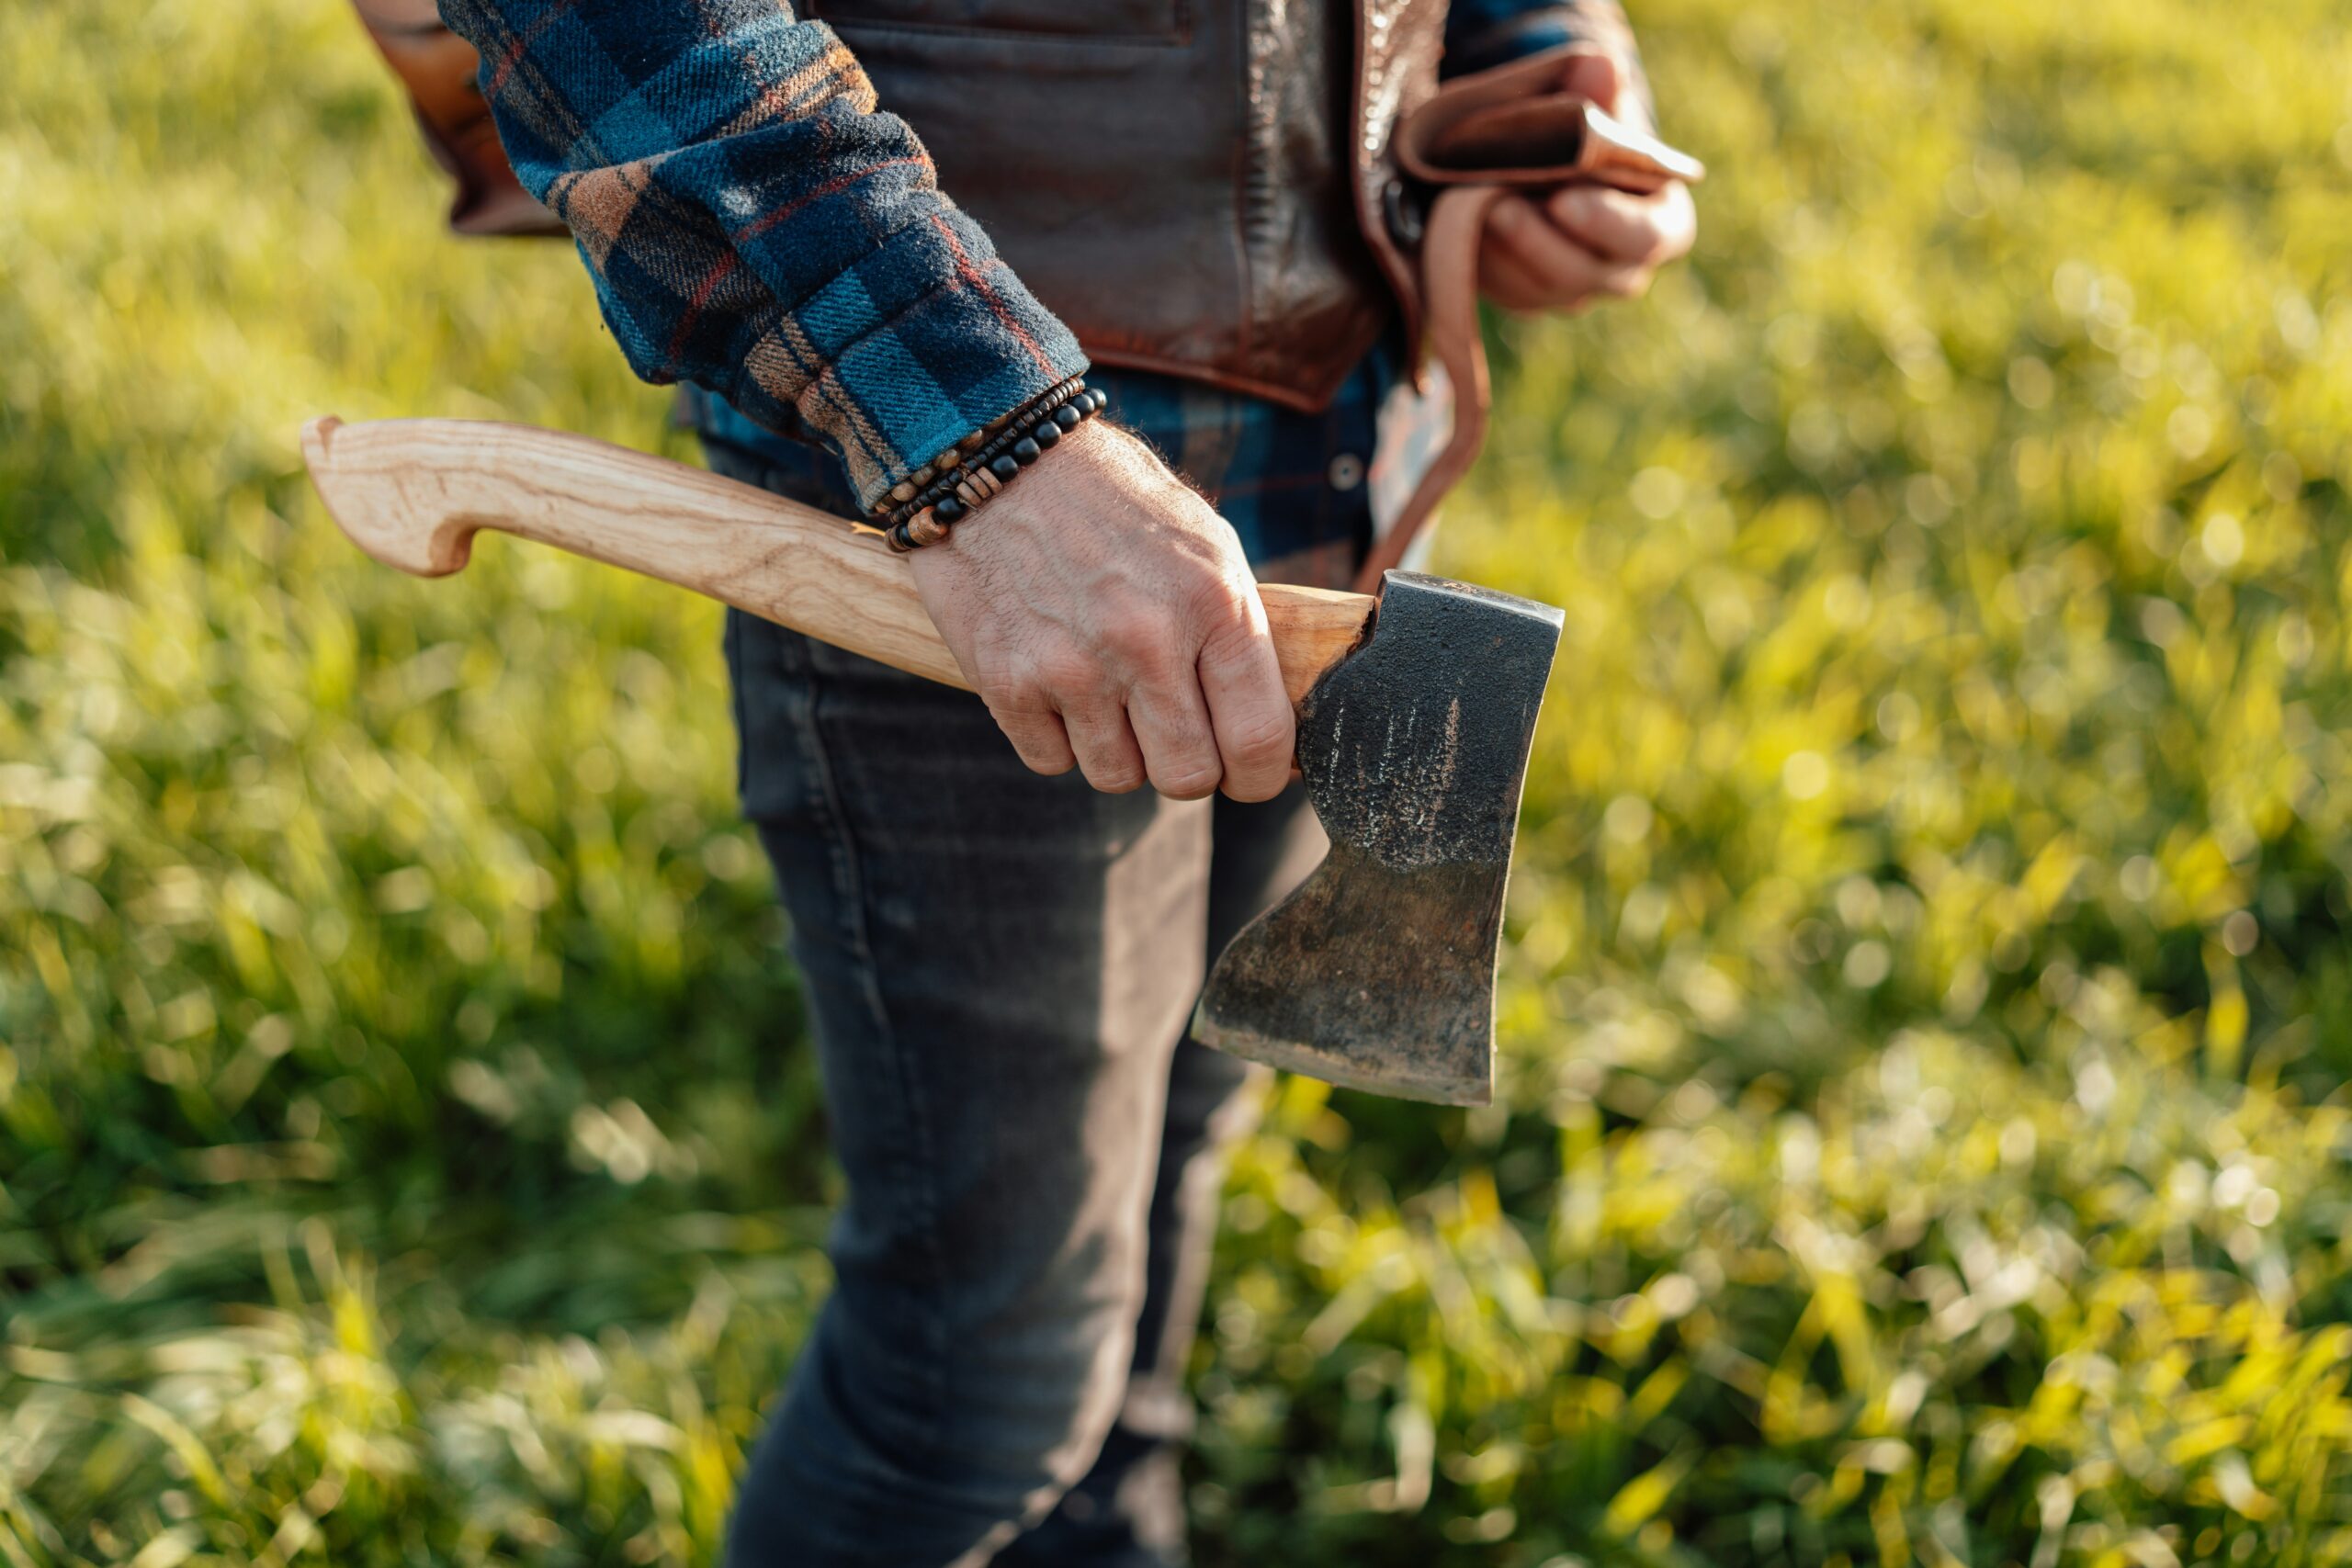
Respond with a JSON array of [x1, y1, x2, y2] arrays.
[[907, 420, 1295, 803], [1476, 52, 1697, 315]]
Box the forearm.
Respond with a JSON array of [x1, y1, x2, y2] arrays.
[[438, 0, 1085, 510]]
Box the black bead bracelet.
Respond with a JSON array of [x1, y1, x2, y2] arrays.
[[882, 379, 1091, 532], [874, 377, 1086, 529], [873, 373, 1087, 515], [882, 385, 1106, 553]]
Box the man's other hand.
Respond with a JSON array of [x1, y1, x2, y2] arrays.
[[1476, 52, 1697, 315], [907, 420, 1295, 803]]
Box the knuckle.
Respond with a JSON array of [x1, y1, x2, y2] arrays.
[[1087, 763, 1147, 795], [967, 647, 1019, 703], [1184, 571, 1255, 634], [1201, 631, 1275, 682], [1152, 759, 1225, 801], [1014, 741, 1075, 777], [1225, 706, 1296, 764], [1035, 647, 1106, 700], [979, 671, 1044, 713], [974, 644, 1054, 713], [1110, 615, 1190, 682]]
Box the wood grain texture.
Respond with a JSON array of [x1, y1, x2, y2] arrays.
[[302, 416, 1374, 705]]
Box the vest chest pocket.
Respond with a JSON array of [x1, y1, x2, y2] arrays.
[[805, 0, 1188, 43]]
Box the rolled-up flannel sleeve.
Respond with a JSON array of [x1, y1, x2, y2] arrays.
[[437, 0, 1088, 510], [1442, 0, 1653, 113]]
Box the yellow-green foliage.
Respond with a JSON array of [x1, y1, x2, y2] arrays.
[[5, 0, 2351, 1563]]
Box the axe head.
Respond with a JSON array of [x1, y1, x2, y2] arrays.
[[1193, 570, 1565, 1106]]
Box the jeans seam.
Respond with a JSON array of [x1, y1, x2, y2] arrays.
[[793, 656, 954, 1455], [723, 611, 751, 799]]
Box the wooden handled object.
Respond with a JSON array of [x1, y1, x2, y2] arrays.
[[300, 417, 1374, 705]]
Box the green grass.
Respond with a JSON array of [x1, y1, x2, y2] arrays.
[[6, 0, 2352, 1562]]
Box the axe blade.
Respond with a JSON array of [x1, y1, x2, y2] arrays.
[[1193, 570, 1565, 1106]]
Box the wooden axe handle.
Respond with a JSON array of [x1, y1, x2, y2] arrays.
[[301, 416, 1374, 705]]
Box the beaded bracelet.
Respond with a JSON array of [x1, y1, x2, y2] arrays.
[[882, 385, 1108, 554], [878, 378, 1090, 532], [872, 375, 1086, 521]]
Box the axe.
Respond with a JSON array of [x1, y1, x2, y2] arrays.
[[301, 417, 1562, 1106]]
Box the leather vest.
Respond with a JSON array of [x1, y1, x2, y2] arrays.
[[803, 0, 1448, 411]]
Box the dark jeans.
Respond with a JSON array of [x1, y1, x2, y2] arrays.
[[706, 450, 1329, 1565]]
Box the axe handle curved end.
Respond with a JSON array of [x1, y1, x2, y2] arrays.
[[301, 415, 1376, 705]]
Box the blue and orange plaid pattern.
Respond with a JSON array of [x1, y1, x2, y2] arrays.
[[443, 0, 1641, 525], [439, 0, 1089, 512], [685, 344, 1423, 590]]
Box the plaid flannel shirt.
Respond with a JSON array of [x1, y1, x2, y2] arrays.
[[444, 0, 1645, 550], [439, 0, 1090, 512]]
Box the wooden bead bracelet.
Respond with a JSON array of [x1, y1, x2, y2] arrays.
[[878, 382, 1105, 554], [881, 380, 1095, 541], [874, 375, 1086, 514]]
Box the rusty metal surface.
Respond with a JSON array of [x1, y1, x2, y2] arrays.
[[1194, 570, 1565, 1105]]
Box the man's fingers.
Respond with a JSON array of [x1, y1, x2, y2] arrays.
[[1557, 51, 1623, 113], [902, 422, 1303, 801], [1544, 182, 1693, 268], [1125, 675, 1226, 800], [989, 698, 1079, 777], [1059, 694, 1150, 794], [1479, 243, 1567, 315], [1487, 195, 1652, 304], [1196, 625, 1295, 803]]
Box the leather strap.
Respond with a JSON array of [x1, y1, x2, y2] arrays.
[[1357, 45, 1703, 592]]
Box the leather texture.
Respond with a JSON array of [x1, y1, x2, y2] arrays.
[[350, 0, 1443, 410], [1349, 0, 1453, 388], [805, 0, 1419, 412], [349, 0, 565, 236], [348, 5, 1702, 571], [1360, 41, 1702, 588]]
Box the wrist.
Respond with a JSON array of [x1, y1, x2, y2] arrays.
[[875, 379, 1109, 553]]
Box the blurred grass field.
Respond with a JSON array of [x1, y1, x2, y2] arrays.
[[6, 0, 2352, 1562]]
